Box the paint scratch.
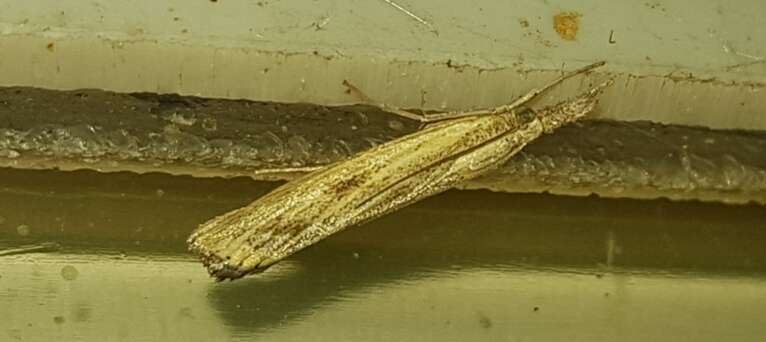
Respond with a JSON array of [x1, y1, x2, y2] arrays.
[[380, 0, 437, 34]]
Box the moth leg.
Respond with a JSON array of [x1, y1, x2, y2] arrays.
[[251, 166, 325, 177], [382, 107, 432, 123], [342, 79, 433, 123], [417, 110, 492, 123], [342, 78, 493, 123]]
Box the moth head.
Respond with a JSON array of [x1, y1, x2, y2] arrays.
[[536, 79, 613, 133]]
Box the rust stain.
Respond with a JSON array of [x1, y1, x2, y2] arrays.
[[553, 12, 581, 41]]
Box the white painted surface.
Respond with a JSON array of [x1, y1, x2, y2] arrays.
[[4, 256, 766, 342], [0, 0, 764, 129]]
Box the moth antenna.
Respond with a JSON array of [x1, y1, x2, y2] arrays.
[[421, 61, 608, 123], [494, 61, 607, 113]]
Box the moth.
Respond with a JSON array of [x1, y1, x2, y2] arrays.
[[188, 61, 612, 280]]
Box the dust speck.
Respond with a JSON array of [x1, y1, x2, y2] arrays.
[[553, 12, 581, 40], [202, 117, 218, 131], [46, 42, 55, 52], [61, 265, 79, 281], [178, 307, 195, 319], [644, 2, 667, 12], [74, 304, 93, 322], [53, 316, 65, 324], [477, 312, 492, 329]]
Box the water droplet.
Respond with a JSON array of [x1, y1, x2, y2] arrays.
[[201, 117, 218, 131], [161, 128, 207, 161], [363, 137, 384, 148], [163, 124, 181, 134], [166, 112, 197, 126], [60, 265, 79, 281], [355, 112, 369, 126], [287, 135, 311, 166], [387, 119, 405, 131], [209, 139, 233, 149], [0, 149, 20, 158], [16, 224, 30, 236], [156, 189, 165, 197], [105, 129, 140, 159], [52, 124, 107, 157], [332, 139, 352, 158], [260, 131, 285, 161]]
